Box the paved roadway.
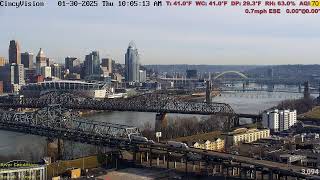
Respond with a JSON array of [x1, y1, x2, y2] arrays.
[[145, 143, 319, 179]]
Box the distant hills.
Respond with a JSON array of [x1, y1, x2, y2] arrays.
[[145, 64, 260, 74]]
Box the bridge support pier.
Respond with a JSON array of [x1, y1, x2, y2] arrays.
[[145, 152, 149, 162], [163, 155, 165, 164], [234, 117, 240, 127], [57, 138, 62, 160], [133, 151, 137, 163], [232, 167, 236, 176], [239, 167, 243, 178], [166, 151, 169, 169], [185, 158, 188, 175], [206, 80, 212, 104], [269, 171, 274, 180], [149, 149, 152, 167], [205, 162, 208, 176], [155, 113, 168, 132], [254, 169, 257, 179], [251, 169, 255, 179], [262, 171, 267, 180], [156, 156, 160, 166], [106, 151, 119, 169], [212, 164, 216, 175], [226, 166, 229, 177], [46, 138, 64, 162], [139, 152, 143, 164], [199, 161, 204, 173]]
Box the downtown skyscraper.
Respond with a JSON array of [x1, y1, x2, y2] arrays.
[[125, 41, 140, 82], [84, 51, 101, 78], [9, 40, 21, 64], [65, 56, 80, 74], [21, 52, 33, 69], [36, 48, 47, 75]]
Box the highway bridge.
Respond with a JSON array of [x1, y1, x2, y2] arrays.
[[0, 104, 140, 145], [0, 105, 316, 180], [0, 92, 240, 130], [0, 92, 235, 116]]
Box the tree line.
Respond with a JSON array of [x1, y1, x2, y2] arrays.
[[141, 115, 228, 140]]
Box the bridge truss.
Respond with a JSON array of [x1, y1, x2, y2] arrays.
[[0, 104, 139, 145], [0, 102, 312, 179], [0, 92, 238, 129]]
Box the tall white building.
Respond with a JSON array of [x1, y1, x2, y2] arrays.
[[262, 110, 279, 131], [36, 48, 47, 75], [139, 70, 147, 82], [8, 63, 25, 92], [262, 109, 297, 132]]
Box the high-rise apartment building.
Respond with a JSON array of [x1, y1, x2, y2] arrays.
[[262, 109, 297, 132], [9, 40, 21, 64], [21, 52, 34, 69], [36, 48, 47, 75], [84, 51, 100, 78], [125, 41, 140, 82]]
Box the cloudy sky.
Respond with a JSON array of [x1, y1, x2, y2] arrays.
[[0, 1, 319, 65]]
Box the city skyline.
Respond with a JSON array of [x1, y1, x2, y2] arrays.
[[1, 38, 320, 66], [1, 3, 319, 65]]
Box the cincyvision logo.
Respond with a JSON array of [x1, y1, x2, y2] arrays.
[[0, 1, 45, 8]]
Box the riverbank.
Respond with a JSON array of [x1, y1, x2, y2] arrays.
[[299, 106, 320, 119], [79, 110, 107, 117]]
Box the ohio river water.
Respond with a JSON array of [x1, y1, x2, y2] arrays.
[[0, 89, 313, 160]]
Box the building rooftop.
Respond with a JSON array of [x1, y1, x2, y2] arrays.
[[225, 128, 269, 136], [37, 48, 45, 57]]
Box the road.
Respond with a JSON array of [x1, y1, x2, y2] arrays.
[[143, 142, 317, 179]]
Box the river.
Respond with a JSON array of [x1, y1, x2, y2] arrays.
[[0, 86, 316, 161]]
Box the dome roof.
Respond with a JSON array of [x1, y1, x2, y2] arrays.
[[37, 48, 45, 57]]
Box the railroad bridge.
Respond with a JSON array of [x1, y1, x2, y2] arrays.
[[0, 104, 314, 180], [0, 92, 239, 130]]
